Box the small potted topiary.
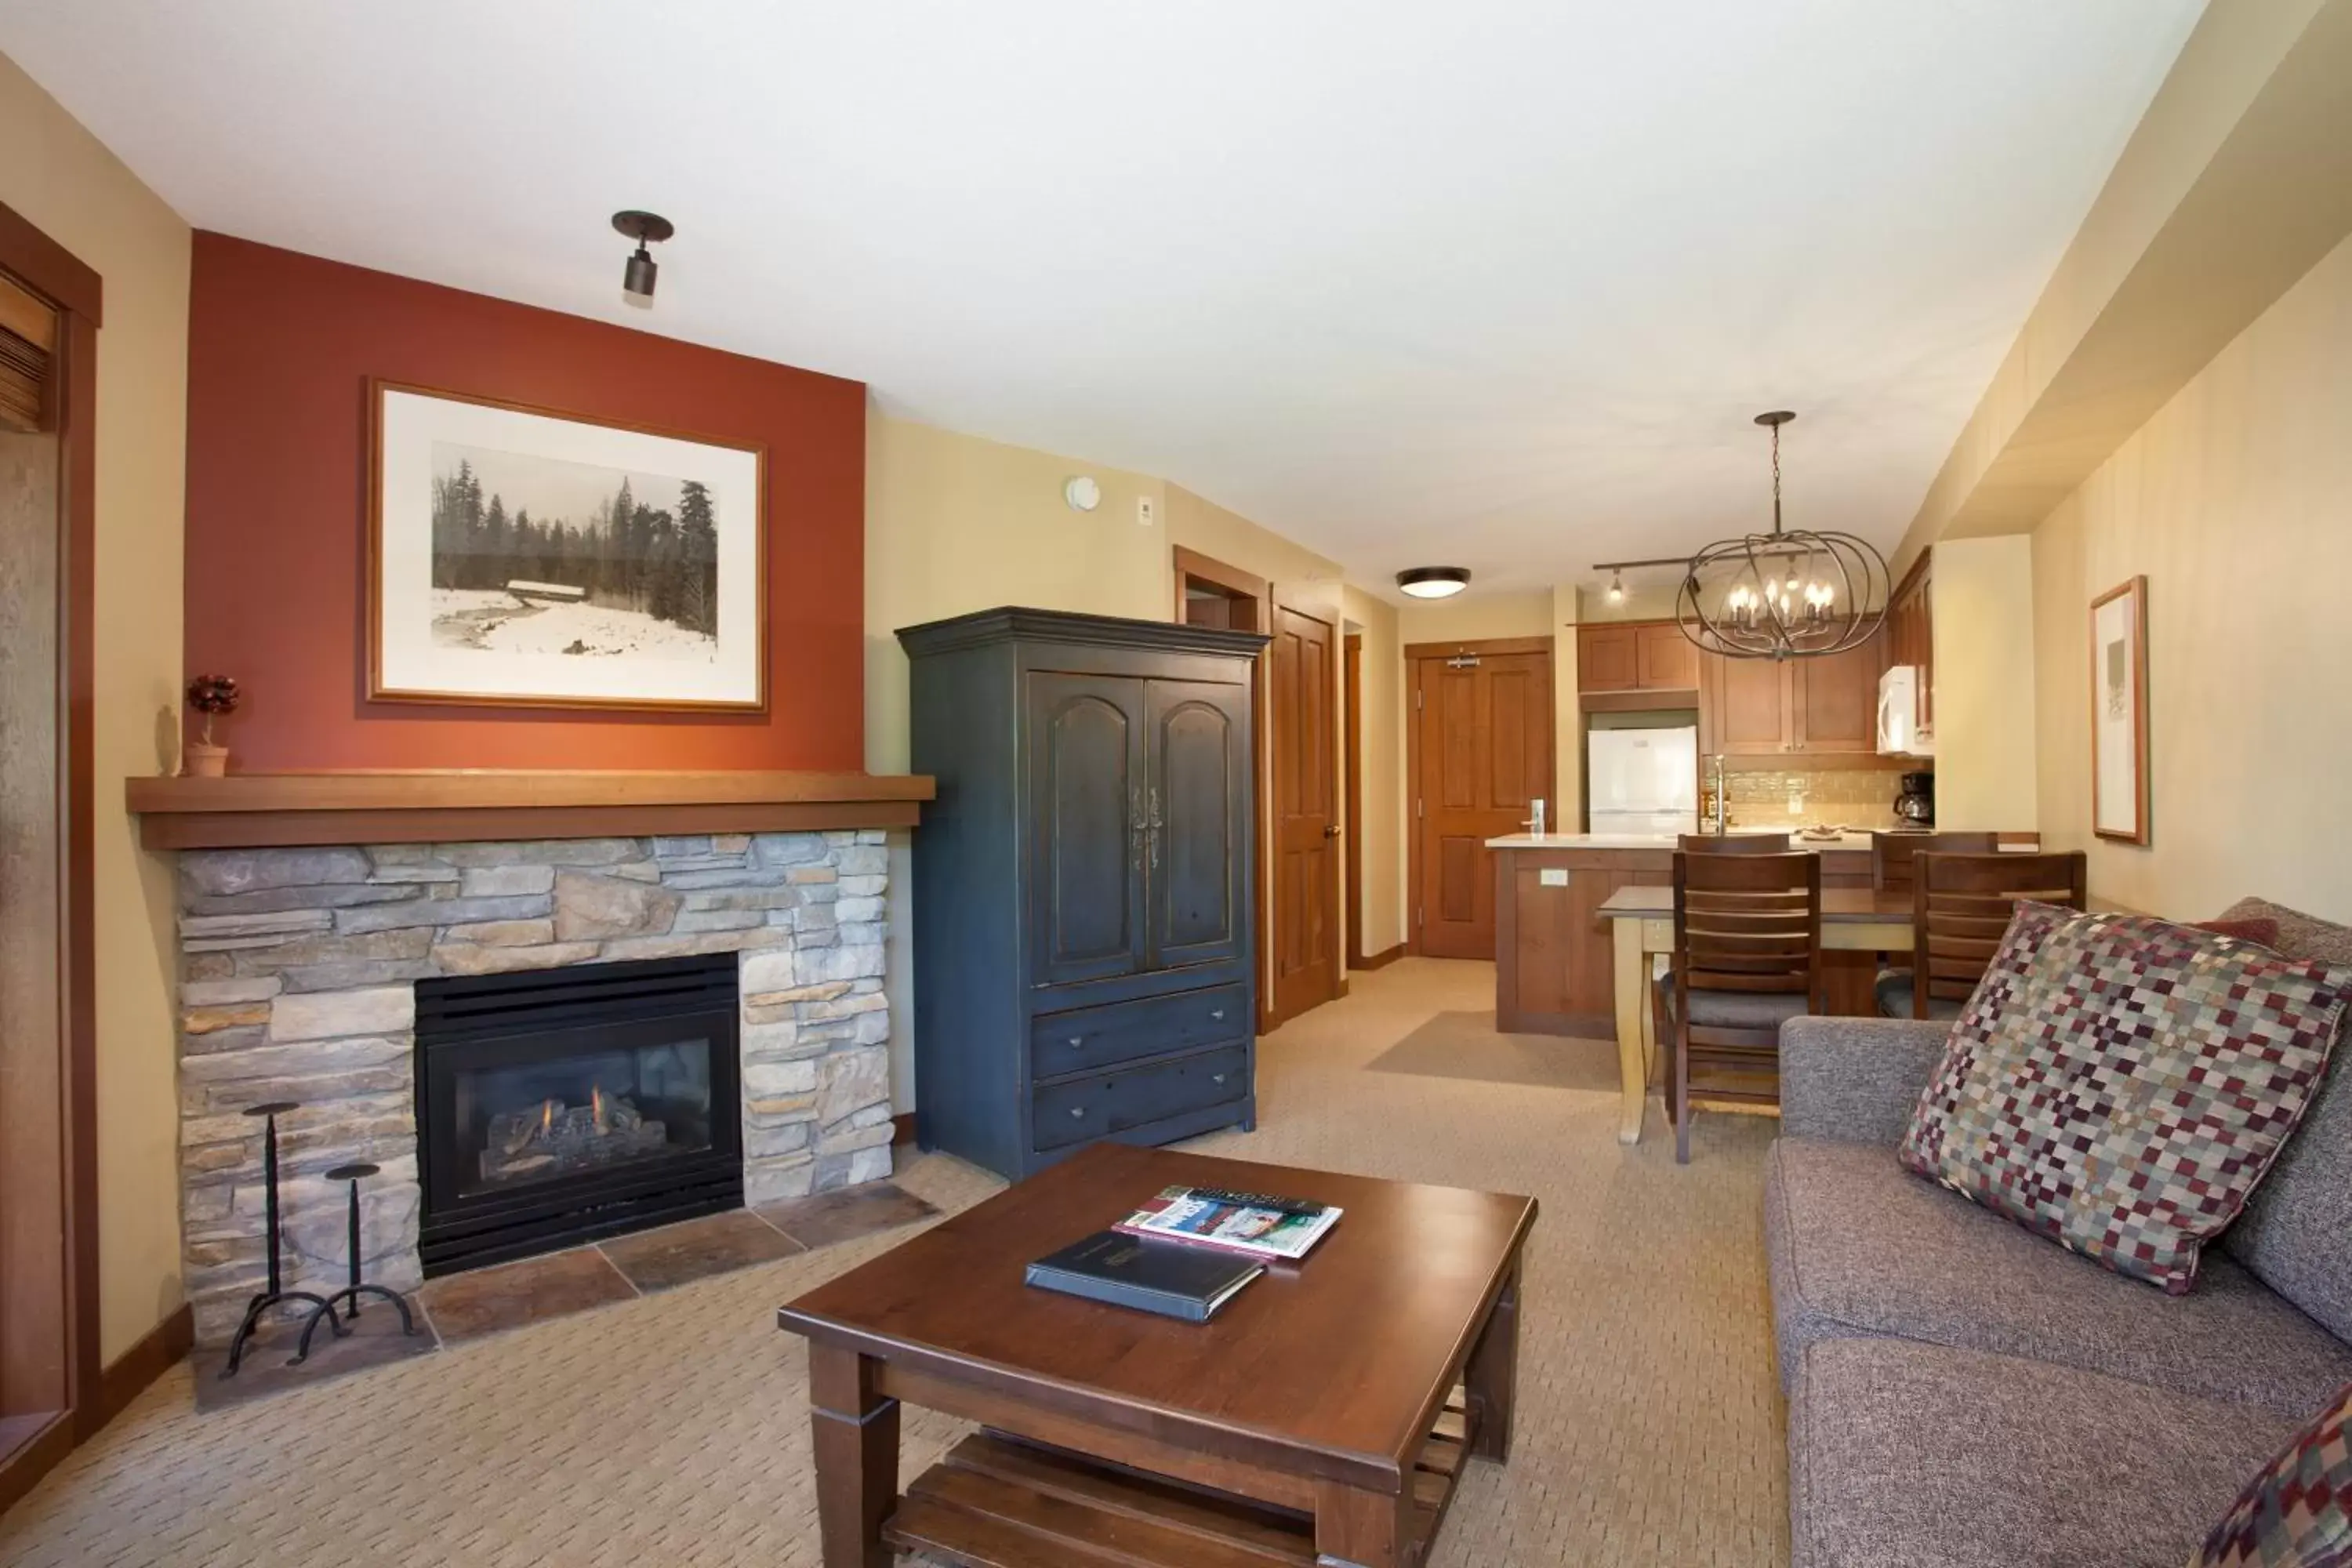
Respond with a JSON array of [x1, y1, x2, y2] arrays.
[[184, 673, 240, 777]]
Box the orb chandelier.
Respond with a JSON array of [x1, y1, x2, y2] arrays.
[[1671, 411, 1888, 660]]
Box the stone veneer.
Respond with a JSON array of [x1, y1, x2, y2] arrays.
[[175, 830, 892, 1345]]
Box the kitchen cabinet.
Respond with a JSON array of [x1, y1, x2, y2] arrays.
[[1577, 619, 1699, 693], [1887, 551, 1933, 734], [900, 607, 1264, 1179], [1634, 622, 1700, 690], [1700, 630, 1889, 757]]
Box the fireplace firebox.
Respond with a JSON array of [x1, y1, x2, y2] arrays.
[[415, 955, 742, 1275]]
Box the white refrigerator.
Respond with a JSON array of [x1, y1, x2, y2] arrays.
[[1586, 727, 1700, 837]]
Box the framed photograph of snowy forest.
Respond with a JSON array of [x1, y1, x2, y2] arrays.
[[368, 381, 767, 710]]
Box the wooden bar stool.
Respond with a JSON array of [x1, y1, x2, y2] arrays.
[[1885, 850, 2088, 1020], [1660, 849, 1822, 1163]]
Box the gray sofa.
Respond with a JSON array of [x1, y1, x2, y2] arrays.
[[1766, 899, 2352, 1568]]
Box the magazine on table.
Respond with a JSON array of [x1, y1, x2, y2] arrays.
[[1115, 1185, 1341, 1261]]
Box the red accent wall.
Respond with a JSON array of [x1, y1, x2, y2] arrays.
[[183, 233, 866, 771]]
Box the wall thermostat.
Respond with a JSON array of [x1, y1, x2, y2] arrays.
[[1137, 495, 1156, 527], [1063, 476, 1102, 512]]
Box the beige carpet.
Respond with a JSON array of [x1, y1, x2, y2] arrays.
[[1363, 1007, 1622, 1092], [0, 958, 1786, 1566]]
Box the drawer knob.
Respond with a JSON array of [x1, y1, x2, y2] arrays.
[[1069, 1106, 1086, 1119], [1208, 1008, 1225, 1021], [1067, 1036, 1084, 1048]]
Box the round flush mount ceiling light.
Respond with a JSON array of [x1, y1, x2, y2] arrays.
[[1396, 566, 1470, 599], [1063, 476, 1102, 512], [612, 210, 673, 307]]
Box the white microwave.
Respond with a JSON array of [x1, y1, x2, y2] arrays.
[[1878, 665, 1934, 756]]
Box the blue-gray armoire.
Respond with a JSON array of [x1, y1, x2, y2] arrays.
[[897, 607, 1266, 1178]]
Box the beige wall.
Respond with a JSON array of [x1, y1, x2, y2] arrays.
[[1340, 586, 1403, 959], [1394, 588, 1553, 646], [2033, 229, 2352, 921], [1931, 536, 2038, 833], [0, 53, 191, 1361]]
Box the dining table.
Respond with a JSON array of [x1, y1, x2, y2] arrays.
[[1595, 884, 1915, 1146]]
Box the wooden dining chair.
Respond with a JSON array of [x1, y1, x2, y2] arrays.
[[1870, 831, 1999, 895], [1885, 850, 2088, 1021], [1661, 849, 1821, 1163], [1678, 832, 1793, 855]]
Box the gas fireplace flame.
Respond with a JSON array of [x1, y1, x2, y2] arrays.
[[540, 1098, 554, 1137], [592, 1083, 608, 1134]]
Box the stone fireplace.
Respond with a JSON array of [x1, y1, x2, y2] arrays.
[[174, 829, 894, 1345]]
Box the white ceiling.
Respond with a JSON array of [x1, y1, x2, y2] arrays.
[[4, 2, 2201, 602]]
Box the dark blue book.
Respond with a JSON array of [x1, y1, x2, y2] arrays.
[[1025, 1230, 1262, 1323]]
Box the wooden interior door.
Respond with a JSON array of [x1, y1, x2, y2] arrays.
[[1145, 677, 1249, 971], [1269, 602, 1339, 1022], [1024, 672, 1146, 986], [1412, 642, 1555, 959]]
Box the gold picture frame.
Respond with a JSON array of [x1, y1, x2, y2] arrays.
[[2089, 575, 2149, 844]]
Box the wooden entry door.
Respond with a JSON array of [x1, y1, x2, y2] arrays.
[[1411, 640, 1555, 959], [1269, 601, 1340, 1022]]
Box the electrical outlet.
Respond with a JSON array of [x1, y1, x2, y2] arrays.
[[1539, 868, 1569, 887], [1136, 495, 1156, 527]]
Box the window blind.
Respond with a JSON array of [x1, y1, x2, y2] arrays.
[[0, 269, 57, 434]]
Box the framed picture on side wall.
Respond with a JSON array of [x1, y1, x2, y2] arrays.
[[2090, 575, 2149, 844], [368, 380, 768, 711]]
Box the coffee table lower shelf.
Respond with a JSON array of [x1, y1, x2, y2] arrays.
[[885, 1392, 1477, 1568]]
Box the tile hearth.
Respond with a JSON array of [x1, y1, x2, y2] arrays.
[[192, 1179, 942, 1413], [175, 829, 897, 1346]]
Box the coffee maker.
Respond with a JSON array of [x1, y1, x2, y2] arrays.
[[1894, 771, 1934, 827]]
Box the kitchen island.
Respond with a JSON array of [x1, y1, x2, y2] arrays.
[[1487, 832, 1878, 1040]]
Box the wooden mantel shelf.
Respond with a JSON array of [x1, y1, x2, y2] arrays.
[[125, 769, 936, 851]]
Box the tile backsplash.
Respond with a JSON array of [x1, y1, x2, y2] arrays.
[[1717, 768, 1913, 831]]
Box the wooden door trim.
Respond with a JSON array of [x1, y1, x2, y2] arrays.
[[1172, 546, 1269, 615], [1406, 639, 1556, 959], [1264, 587, 1342, 1031], [1402, 635, 1553, 659], [1344, 634, 1365, 972], [0, 199, 101, 1510]]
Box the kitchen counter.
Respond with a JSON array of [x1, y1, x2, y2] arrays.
[[1485, 829, 1884, 851], [1488, 834, 1879, 1041]]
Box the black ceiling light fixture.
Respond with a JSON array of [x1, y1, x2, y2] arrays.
[[612, 210, 673, 307], [1595, 412, 1888, 659], [1396, 566, 1471, 600]]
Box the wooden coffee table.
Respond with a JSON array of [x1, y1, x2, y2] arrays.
[[776, 1141, 1536, 1568]]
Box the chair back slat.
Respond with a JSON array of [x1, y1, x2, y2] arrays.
[[1872, 831, 1999, 894], [1673, 851, 1822, 1017], [1681, 832, 1794, 855], [1909, 850, 2087, 1015]]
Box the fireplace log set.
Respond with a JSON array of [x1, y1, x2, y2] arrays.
[[481, 1091, 670, 1185]]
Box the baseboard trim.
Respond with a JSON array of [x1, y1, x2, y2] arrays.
[[81, 1302, 193, 1440], [892, 1111, 917, 1148], [0, 1412, 74, 1517], [1352, 943, 1406, 972]]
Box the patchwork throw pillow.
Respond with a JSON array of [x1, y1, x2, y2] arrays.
[[2196, 1383, 2352, 1567], [1899, 902, 2350, 1294]]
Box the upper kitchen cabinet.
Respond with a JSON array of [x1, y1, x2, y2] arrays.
[[1700, 628, 1888, 757], [1577, 619, 1698, 693], [1790, 632, 1886, 752], [1886, 551, 1933, 732]]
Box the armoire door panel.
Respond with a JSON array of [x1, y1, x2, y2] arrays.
[[1145, 679, 1247, 968], [1025, 672, 1145, 985]]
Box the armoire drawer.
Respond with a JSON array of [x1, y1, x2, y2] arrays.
[[1029, 983, 1247, 1080], [1031, 1044, 1250, 1152]]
